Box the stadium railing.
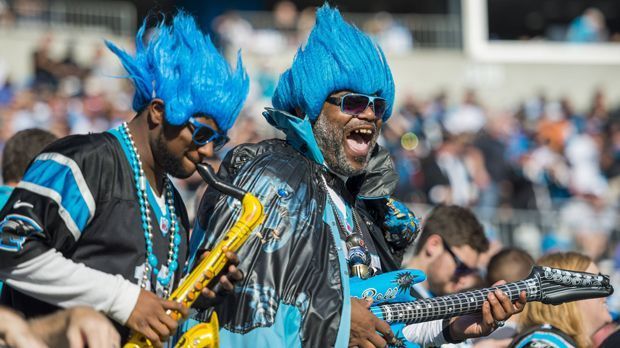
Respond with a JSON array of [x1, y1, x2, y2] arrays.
[[10, 0, 136, 36]]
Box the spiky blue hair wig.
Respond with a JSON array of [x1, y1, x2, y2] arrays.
[[105, 12, 249, 132], [272, 3, 395, 122]]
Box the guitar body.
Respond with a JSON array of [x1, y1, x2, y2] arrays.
[[350, 269, 425, 304], [350, 270, 426, 348]]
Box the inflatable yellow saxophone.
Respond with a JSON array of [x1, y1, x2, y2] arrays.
[[124, 163, 265, 348]]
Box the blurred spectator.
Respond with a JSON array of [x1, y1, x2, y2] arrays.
[[401, 205, 489, 296], [589, 88, 610, 134], [567, 8, 608, 43], [443, 89, 486, 136], [0, 0, 15, 27], [602, 118, 620, 200], [0, 58, 12, 106], [416, 133, 474, 205], [1, 128, 57, 208], [212, 11, 254, 54], [0, 305, 120, 348], [273, 1, 298, 44], [32, 34, 58, 91], [13, 0, 46, 24], [558, 193, 615, 261], [486, 247, 534, 286], [364, 12, 413, 55], [474, 112, 512, 220], [296, 6, 316, 43]]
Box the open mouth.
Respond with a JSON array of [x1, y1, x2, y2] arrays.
[[345, 127, 375, 158]]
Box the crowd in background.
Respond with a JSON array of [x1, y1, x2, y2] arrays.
[[1, 1, 620, 340], [2, 28, 619, 260]]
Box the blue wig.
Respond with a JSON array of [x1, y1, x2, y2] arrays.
[[105, 12, 249, 132], [272, 3, 395, 122]]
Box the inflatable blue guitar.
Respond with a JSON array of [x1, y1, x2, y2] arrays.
[[350, 266, 614, 347]]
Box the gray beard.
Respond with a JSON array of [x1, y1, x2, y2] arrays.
[[312, 114, 374, 177]]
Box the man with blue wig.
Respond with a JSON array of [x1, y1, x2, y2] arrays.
[[0, 12, 248, 345], [191, 3, 525, 347]]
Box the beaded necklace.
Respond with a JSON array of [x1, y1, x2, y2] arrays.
[[320, 174, 373, 279], [120, 122, 181, 297]]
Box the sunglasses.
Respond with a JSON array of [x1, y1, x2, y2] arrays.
[[187, 118, 229, 150], [326, 93, 388, 119], [442, 239, 477, 277]]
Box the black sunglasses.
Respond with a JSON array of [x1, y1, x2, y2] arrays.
[[187, 118, 229, 150], [442, 239, 477, 277], [326, 93, 388, 119]]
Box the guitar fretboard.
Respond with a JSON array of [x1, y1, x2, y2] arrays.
[[371, 278, 542, 324]]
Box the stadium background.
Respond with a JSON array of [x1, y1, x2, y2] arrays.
[[0, 0, 619, 311]]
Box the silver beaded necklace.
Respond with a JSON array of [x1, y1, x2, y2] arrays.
[[121, 122, 180, 297]]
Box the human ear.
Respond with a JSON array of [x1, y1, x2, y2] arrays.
[[425, 235, 442, 258], [147, 99, 165, 126]]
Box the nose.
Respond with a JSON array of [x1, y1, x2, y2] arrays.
[[356, 103, 378, 122], [197, 141, 215, 159]]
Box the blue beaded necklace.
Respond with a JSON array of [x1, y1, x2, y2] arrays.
[[120, 122, 181, 297]]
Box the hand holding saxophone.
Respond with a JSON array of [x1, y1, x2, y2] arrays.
[[125, 250, 243, 347], [126, 290, 188, 348], [197, 250, 243, 301]]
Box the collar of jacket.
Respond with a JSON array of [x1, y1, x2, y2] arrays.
[[262, 107, 326, 166], [262, 107, 398, 200]]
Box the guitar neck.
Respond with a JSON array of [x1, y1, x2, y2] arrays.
[[371, 278, 541, 324]]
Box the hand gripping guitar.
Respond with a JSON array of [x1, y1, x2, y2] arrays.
[[351, 266, 614, 347], [124, 163, 265, 348]]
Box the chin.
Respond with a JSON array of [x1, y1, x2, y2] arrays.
[[165, 161, 195, 179], [349, 156, 369, 172]]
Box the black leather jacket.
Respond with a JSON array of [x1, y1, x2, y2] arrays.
[[190, 108, 407, 347]]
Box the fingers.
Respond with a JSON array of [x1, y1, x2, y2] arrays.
[[481, 300, 494, 329], [225, 251, 240, 266], [218, 275, 235, 292], [367, 332, 387, 348], [141, 327, 162, 348], [67, 326, 84, 348], [514, 291, 527, 312], [487, 291, 507, 320], [159, 312, 180, 334], [83, 329, 106, 348], [109, 326, 121, 348], [227, 264, 243, 282], [358, 340, 376, 348], [147, 317, 171, 343], [162, 300, 189, 319], [11, 336, 47, 348], [201, 287, 217, 299], [363, 297, 373, 309], [494, 289, 514, 315], [373, 317, 394, 343], [217, 265, 243, 291]]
